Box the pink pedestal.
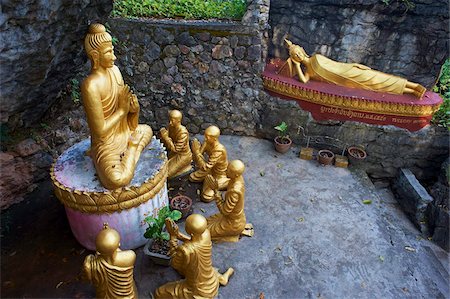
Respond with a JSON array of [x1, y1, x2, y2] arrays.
[[51, 137, 169, 250], [65, 184, 168, 250]]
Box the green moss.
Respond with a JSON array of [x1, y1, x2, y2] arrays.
[[111, 0, 247, 20], [432, 59, 450, 130]]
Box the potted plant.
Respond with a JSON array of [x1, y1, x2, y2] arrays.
[[274, 122, 292, 153], [170, 194, 193, 219], [143, 206, 182, 266]]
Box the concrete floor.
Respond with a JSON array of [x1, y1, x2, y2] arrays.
[[1, 135, 449, 298]]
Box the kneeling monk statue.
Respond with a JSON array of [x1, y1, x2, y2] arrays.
[[189, 126, 229, 202], [280, 39, 426, 99], [206, 160, 254, 242], [83, 223, 138, 299], [81, 23, 153, 190], [159, 110, 193, 179], [154, 214, 234, 299]]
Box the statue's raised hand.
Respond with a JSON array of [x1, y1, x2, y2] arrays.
[[160, 127, 169, 140], [119, 85, 131, 112], [129, 94, 139, 113], [191, 138, 201, 154]]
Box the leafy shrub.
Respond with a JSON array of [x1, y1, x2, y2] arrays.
[[112, 0, 247, 20], [274, 121, 289, 141], [143, 206, 182, 241], [432, 59, 450, 129], [70, 78, 81, 104]]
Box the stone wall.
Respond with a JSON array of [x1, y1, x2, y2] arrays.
[[268, 0, 449, 88], [108, 0, 270, 136], [0, 0, 112, 128]]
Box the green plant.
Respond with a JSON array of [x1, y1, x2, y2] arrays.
[[143, 206, 182, 241], [432, 59, 450, 129], [274, 122, 289, 140], [111, 0, 247, 20], [381, 0, 415, 11], [70, 78, 81, 103]]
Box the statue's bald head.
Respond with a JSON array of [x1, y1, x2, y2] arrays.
[[84, 23, 112, 57], [185, 214, 207, 236], [95, 223, 120, 256], [228, 160, 245, 176], [205, 125, 220, 138], [169, 110, 182, 121]]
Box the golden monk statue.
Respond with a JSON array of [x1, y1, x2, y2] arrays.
[[83, 223, 137, 299], [189, 126, 229, 202], [81, 23, 153, 190], [154, 214, 234, 299], [279, 39, 426, 99], [206, 160, 254, 242], [159, 110, 193, 179]]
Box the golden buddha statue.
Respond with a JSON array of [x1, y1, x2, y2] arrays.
[[83, 223, 137, 299], [279, 39, 426, 99], [154, 214, 234, 299], [159, 110, 193, 179], [189, 126, 229, 202], [206, 160, 254, 242], [81, 23, 153, 190]]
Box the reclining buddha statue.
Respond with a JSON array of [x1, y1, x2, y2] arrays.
[[279, 39, 426, 99], [81, 24, 153, 190]]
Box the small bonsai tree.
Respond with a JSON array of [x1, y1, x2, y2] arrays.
[[144, 206, 181, 254], [274, 122, 290, 143]]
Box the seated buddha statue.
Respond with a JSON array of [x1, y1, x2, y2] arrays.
[[81, 23, 153, 190], [279, 39, 426, 99]]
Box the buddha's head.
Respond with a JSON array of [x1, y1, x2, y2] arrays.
[[185, 214, 207, 236], [169, 110, 182, 127], [227, 159, 245, 178], [95, 223, 120, 256], [84, 23, 116, 70], [204, 125, 220, 145], [285, 39, 309, 63]]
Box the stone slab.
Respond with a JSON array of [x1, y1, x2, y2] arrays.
[[392, 168, 434, 231]]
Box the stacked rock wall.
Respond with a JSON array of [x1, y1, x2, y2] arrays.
[[109, 0, 270, 136]]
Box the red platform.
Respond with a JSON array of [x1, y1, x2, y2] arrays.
[[262, 59, 442, 131]]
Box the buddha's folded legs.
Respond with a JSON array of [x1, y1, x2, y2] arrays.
[[97, 125, 152, 189]]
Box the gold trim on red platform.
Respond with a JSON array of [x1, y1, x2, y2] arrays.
[[263, 76, 440, 117]]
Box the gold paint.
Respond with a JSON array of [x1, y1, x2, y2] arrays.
[[279, 39, 426, 99], [82, 23, 153, 190], [159, 110, 193, 179], [262, 77, 439, 117], [189, 125, 229, 202], [154, 214, 234, 299], [50, 161, 167, 213], [206, 160, 254, 242], [83, 224, 137, 298], [299, 147, 314, 160], [334, 155, 348, 168]]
